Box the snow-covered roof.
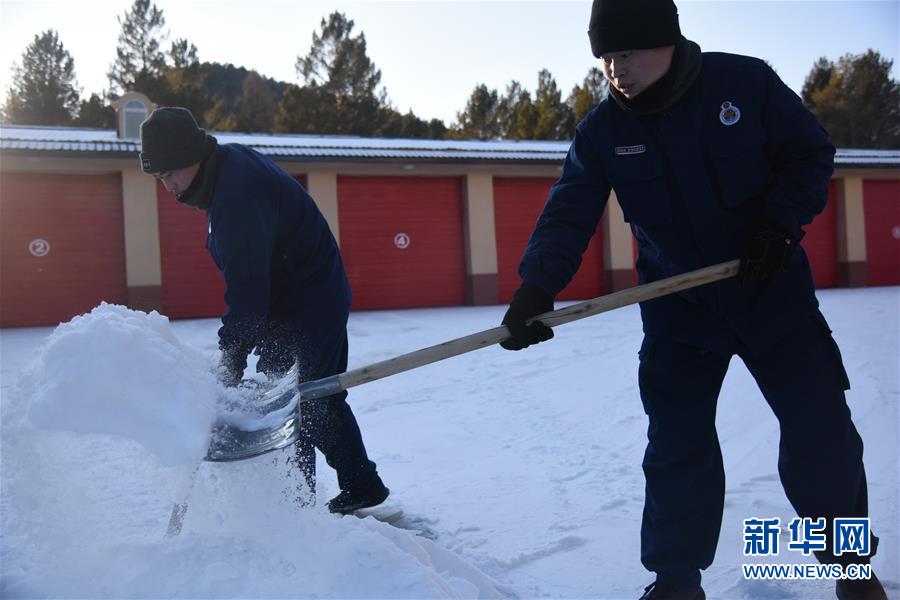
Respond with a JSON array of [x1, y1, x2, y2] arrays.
[[0, 125, 568, 163], [826, 148, 900, 167], [1, 124, 898, 167]]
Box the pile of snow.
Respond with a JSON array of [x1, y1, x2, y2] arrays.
[[27, 303, 219, 466], [0, 303, 509, 599]]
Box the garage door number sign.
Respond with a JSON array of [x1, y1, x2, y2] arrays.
[[28, 239, 51, 257], [393, 233, 410, 250]]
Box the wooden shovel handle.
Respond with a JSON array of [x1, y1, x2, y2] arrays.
[[337, 260, 740, 391]]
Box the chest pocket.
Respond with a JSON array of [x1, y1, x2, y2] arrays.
[[607, 149, 665, 224], [704, 128, 773, 209]]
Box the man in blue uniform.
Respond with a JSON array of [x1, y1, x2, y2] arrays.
[[140, 107, 389, 515], [499, 1, 885, 598]]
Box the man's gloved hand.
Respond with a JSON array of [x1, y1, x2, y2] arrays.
[[256, 323, 297, 379], [256, 347, 294, 380], [500, 284, 555, 350], [217, 347, 247, 387], [738, 219, 800, 285]]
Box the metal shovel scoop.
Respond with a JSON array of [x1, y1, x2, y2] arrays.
[[205, 259, 740, 462]]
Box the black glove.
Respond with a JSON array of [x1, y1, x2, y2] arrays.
[[738, 220, 799, 285], [255, 322, 293, 379], [500, 284, 555, 351], [256, 341, 296, 379], [218, 342, 249, 387]]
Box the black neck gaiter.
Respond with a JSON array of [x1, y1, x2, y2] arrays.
[[176, 138, 220, 210], [610, 36, 703, 116]]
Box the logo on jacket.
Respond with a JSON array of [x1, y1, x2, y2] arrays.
[[719, 101, 741, 126], [614, 144, 646, 156]]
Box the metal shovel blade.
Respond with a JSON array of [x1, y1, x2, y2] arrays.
[[205, 407, 300, 461], [204, 372, 345, 462], [205, 366, 304, 462]]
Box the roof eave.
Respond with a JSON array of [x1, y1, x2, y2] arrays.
[[0, 148, 568, 165]]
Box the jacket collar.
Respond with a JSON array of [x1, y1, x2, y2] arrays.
[[176, 139, 220, 210], [610, 36, 703, 116]]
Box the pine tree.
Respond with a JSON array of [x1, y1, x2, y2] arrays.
[[276, 11, 448, 137], [533, 69, 575, 140], [279, 11, 387, 135], [568, 67, 608, 124], [425, 118, 449, 139], [460, 69, 596, 141], [220, 72, 277, 132], [107, 0, 168, 95], [375, 108, 448, 139], [377, 108, 422, 138], [4, 30, 81, 125], [75, 93, 115, 128], [298, 12, 383, 100], [109, 0, 211, 125], [273, 84, 336, 134], [801, 57, 833, 111], [200, 62, 286, 122], [453, 84, 501, 140], [802, 50, 900, 148], [497, 81, 536, 139], [169, 38, 198, 70], [159, 38, 212, 124]]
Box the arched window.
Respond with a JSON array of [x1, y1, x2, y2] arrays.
[[123, 100, 148, 138]]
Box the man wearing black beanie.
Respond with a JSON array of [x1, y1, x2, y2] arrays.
[[500, 2, 885, 599], [140, 107, 390, 516]]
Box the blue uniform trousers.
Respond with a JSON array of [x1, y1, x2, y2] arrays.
[[261, 322, 378, 499], [638, 310, 870, 587]]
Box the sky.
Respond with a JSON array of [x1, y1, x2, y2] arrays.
[[0, 0, 898, 126]]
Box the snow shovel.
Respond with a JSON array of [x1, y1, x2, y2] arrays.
[[168, 259, 739, 537], [204, 259, 740, 463]]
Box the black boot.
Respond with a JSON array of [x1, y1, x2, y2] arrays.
[[639, 582, 705, 600], [836, 572, 887, 600], [327, 477, 390, 515]]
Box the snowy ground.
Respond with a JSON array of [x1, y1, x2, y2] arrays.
[[1, 287, 898, 599]]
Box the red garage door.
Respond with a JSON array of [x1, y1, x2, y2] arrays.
[[157, 182, 225, 319], [800, 179, 839, 288], [0, 172, 126, 327], [338, 176, 466, 310], [863, 179, 900, 286], [494, 177, 603, 303]]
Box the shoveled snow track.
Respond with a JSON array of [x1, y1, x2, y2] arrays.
[[353, 504, 440, 540]]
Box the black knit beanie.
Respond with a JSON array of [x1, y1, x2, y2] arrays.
[[139, 107, 213, 174], [588, 0, 681, 57]]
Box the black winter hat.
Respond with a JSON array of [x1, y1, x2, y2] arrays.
[[588, 0, 681, 57], [139, 107, 213, 174]]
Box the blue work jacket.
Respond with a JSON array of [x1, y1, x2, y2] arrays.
[[206, 144, 351, 354], [520, 53, 836, 352]]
